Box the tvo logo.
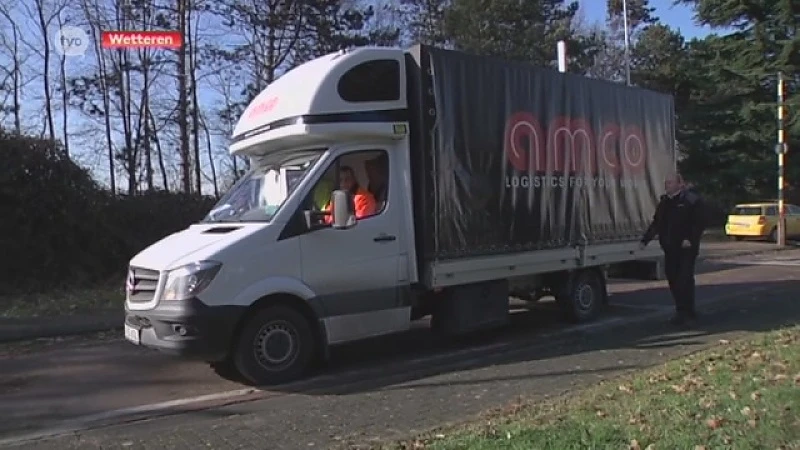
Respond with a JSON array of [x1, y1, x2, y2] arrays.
[[54, 26, 90, 57]]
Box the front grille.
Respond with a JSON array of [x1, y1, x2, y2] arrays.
[[126, 266, 161, 303]]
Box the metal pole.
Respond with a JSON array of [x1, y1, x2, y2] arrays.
[[777, 71, 787, 247], [622, 0, 631, 85]]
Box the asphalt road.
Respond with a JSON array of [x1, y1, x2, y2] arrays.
[[1, 242, 799, 449]]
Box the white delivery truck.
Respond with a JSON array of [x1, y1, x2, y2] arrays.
[[123, 44, 671, 385]]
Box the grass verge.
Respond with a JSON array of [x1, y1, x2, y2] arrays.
[[389, 325, 800, 450], [0, 284, 124, 318]]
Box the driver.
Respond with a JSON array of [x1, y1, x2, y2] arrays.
[[324, 165, 376, 223]]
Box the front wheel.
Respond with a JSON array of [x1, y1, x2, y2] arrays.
[[233, 305, 317, 386], [556, 269, 605, 323]]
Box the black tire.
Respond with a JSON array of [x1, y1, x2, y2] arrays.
[[769, 227, 777, 243], [734, 236, 744, 241], [232, 305, 317, 386], [556, 270, 604, 323]]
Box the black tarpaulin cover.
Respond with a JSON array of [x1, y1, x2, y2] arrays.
[[407, 45, 676, 261]]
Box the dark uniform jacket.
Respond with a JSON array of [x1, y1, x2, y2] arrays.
[[641, 189, 706, 253]]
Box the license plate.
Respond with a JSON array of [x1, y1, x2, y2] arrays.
[[124, 323, 141, 345]]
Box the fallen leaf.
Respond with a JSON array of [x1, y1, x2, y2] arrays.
[[434, 434, 445, 439], [629, 439, 641, 450], [748, 419, 758, 428], [773, 374, 788, 382], [772, 362, 788, 372], [706, 417, 723, 430], [741, 406, 753, 417], [723, 435, 732, 444], [596, 410, 607, 418], [751, 391, 762, 401], [695, 446, 707, 450], [699, 397, 715, 409], [411, 440, 425, 450], [619, 384, 633, 394], [671, 384, 687, 394], [794, 373, 800, 386], [645, 445, 655, 450], [729, 392, 738, 400], [718, 339, 730, 345]]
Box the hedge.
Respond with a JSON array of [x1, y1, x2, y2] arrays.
[[0, 131, 215, 295]]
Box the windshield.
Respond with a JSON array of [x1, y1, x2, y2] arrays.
[[204, 150, 323, 223]]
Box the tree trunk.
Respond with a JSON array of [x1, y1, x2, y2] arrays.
[[177, 0, 191, 193], [35, 0, 56, 144], [142, 51, 154, 191], [149, 109, 169, 191], [59, 50, 69, 155], [188, 3, 202, 195], [201, 113, 219, 197], [83, 0, 116, 193]]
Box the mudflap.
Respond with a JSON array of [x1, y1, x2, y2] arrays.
[[432, 279, 510, 336]]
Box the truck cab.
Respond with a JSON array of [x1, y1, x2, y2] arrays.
[[124, 47, 419, 385]]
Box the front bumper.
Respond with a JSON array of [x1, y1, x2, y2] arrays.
[[125, 298, 245, 362]]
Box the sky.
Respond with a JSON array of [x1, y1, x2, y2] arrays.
[[578, 0, 719, 40]]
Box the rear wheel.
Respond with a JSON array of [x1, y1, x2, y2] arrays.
[[556, 269, 605, 323], [232, 305, 317, 386], [769, 227, 777, 243]]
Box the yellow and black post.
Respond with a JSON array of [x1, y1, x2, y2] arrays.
[[776, 71, 787, 246]]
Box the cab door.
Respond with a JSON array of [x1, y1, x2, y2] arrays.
[[292, 147, 409, 345]]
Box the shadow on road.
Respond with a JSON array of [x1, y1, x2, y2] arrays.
[[258, 276, 800, 396]]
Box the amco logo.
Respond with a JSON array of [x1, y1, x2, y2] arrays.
[[54, 26, 90, 57]]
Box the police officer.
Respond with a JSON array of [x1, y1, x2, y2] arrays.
[[639, 173, 706, 325]]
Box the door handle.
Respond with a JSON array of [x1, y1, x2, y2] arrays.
[[373, 234, 396, 242]]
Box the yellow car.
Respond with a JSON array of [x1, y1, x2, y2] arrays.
[[725, 202, 800, 241]]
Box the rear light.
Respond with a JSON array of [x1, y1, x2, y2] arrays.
[[758, 216, 766, 225]]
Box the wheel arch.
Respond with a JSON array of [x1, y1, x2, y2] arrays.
[[229, 293, 329, 364]]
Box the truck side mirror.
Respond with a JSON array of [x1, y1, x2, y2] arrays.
[[331, 189, 356, 229]]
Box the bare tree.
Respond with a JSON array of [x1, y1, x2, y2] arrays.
[[79, 0, 117, 193], [187, 0, 202, 194], [0, 3, 26, 134], [148, 108, 169, 191], [26, 0, 70, 144], [199, 111, 219, 197], [177, 0, 191, 193], [54, 10, 70, 155]]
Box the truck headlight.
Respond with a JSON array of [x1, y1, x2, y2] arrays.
[[161, 261, 222, 301]]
